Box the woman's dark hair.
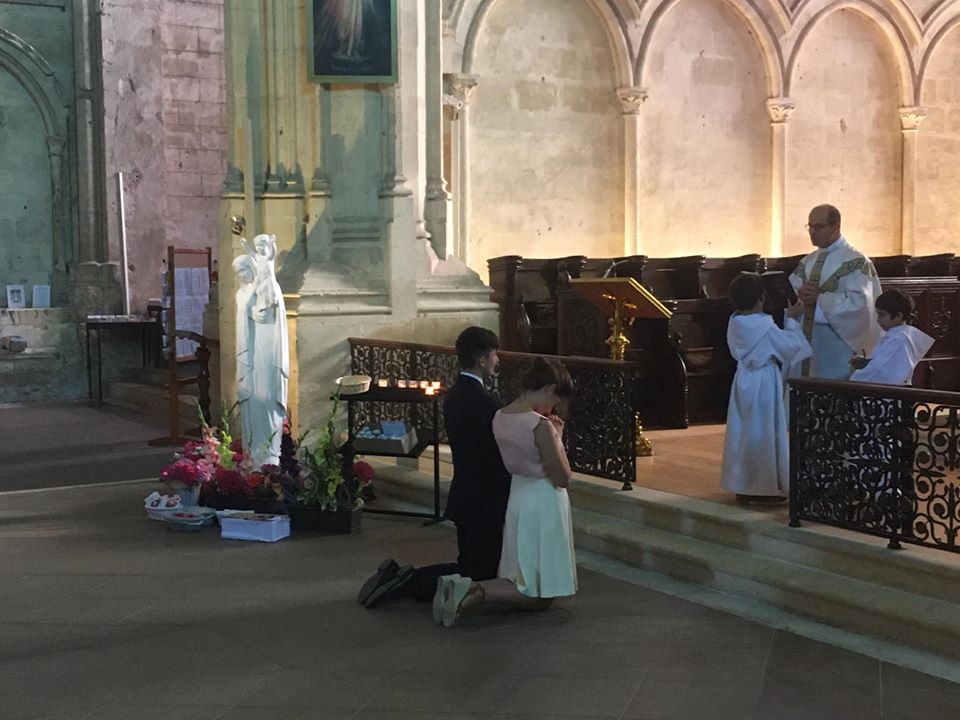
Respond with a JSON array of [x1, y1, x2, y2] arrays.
[[728, 272, 766, 311], [455, 326, 499, 368], [522, 357, 573, 398], [875, 289, 914, 319]]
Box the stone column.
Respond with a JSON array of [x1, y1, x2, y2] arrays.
[[899, 106, 926, 255], [46, 138, 67, 273], [443, 73, 478, 266], [423, 0, 452, 259], [73, 0, 108, 264], [617, 87, 647, 256], [766, 97, 795, 258]]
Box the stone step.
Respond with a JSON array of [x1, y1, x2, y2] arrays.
[[571, 481, 960, 607], [365, 456, 960, 664], [572, 507, 960, 662]]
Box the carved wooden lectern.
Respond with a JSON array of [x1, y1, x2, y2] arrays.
[[568, 277, 673, 361], [568, 278, 673, 456]]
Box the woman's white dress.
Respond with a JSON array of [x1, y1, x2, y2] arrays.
[[492, 411, 577, 598]]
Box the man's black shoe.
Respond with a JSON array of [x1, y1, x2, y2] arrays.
[[357, 558, 399, 605], [363, 564, 414, 608]]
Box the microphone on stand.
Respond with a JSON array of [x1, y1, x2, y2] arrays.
[[603, 258, 632, 278]]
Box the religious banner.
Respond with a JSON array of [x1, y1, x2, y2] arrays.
[[310, 0, 398, 84]]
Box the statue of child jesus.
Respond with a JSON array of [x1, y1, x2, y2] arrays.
[[241, 233, 278, 316]]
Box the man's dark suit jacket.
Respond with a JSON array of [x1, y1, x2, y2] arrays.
[[443, 374, 511, 529]]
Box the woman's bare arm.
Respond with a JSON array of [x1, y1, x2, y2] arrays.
[[534, 419, 572, 488]]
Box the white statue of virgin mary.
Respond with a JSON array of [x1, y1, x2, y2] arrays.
[[233, 252, 289, 468]]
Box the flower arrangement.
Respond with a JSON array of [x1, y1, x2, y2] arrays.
[[158, 410, 284, 503], [281, 394, 365, 512], [158, 398, 366, 516]]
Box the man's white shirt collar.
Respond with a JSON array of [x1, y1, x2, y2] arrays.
[[460, 371, 485, 385], [820, 235, 847, 255]]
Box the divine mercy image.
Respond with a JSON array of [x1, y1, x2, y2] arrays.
[[312, 0, 394, 81]]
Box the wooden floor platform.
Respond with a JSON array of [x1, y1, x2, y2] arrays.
[[638, 424, 788, 519]]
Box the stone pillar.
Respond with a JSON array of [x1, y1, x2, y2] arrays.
[[265, 0, 300, 192], [46, 138, 67, 273], [898, 106, 926, 256], [766, 97, 795, 257], [443, 73, 477, 266], [617, 87, 647, 256], [423, 0, 452, 259], [73, 0, 108, 265]]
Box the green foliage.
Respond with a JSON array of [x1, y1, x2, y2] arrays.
[[294, 393, 363, 511]]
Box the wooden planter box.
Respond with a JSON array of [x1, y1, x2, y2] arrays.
[[202, 491, 286, 515], [287, 505, 361, 534]]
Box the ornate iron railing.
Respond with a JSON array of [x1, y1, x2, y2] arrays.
[[790, 378, 960, 552], [349, 338, 637, 488]]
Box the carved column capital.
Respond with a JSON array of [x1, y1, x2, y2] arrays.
[[443, 73, 478, 119], [899, 106, 927, 132], [616, 86, 649, 115], [766, 97, 796, 124]]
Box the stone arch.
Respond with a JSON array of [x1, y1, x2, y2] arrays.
[[635, 0, 785, 97], [0, 28, 70, 278], [785, 0, 916, 105], [0, 28, 68, 143], [918, 1, 960, 101], [458, 0, 634, 87]]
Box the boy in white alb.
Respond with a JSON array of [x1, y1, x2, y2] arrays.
[[721, 273, 811, 502], [849, 289, 934, 385]]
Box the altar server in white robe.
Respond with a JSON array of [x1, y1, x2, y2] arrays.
[[721, 273, 811, 500], [788, 204, 882, 380], [850, 289, 934, 385]]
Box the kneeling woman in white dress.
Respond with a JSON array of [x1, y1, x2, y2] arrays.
[[433, 357, 577, 627]]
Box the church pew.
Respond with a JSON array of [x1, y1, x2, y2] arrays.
[[907, 253, 955, 277], [488, 254, 588, 354], [873, 255, 910, 278], [700, 254, 765, 299], [502, 252, 960, 424]]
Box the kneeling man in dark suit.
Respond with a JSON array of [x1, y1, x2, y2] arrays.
[[358, 326, 511, 606]]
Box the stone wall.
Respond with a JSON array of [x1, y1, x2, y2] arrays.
[[917, 25, 960, 255], [448, 0, 960, 265], [638, 0, 771, 258], [470, 0, 623, 277], [160, 0, 227, 270], [102, 0, 226, 313], [0, 1, 74, 304], [785, 9, 903, 257]]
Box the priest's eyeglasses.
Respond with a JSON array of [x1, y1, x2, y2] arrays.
[[804, 222, 834, 232]]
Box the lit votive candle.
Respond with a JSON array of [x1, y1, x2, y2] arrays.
[[397, 380, 407, 389], [430, 381, 441, 389], [424, 386, 436, 396], [419, 380, 429, 389], [377, 379, 388, 388]]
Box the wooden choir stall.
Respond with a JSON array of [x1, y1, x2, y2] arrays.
[[488, 252, 960, 428]]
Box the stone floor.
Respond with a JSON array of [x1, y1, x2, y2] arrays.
[[2, 402, 960, 719]]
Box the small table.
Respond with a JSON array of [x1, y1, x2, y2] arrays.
[[343, 386, 444, 523], [85, 315, 163, 402]]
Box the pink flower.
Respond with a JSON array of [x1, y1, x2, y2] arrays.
[[352, 461, 375, 486], [160, 458, 204, 487]]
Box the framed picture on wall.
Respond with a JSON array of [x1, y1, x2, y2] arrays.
[[6, 285, 25, 309], [310, 0, 398, 84], [32, 285, 51, 309]]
